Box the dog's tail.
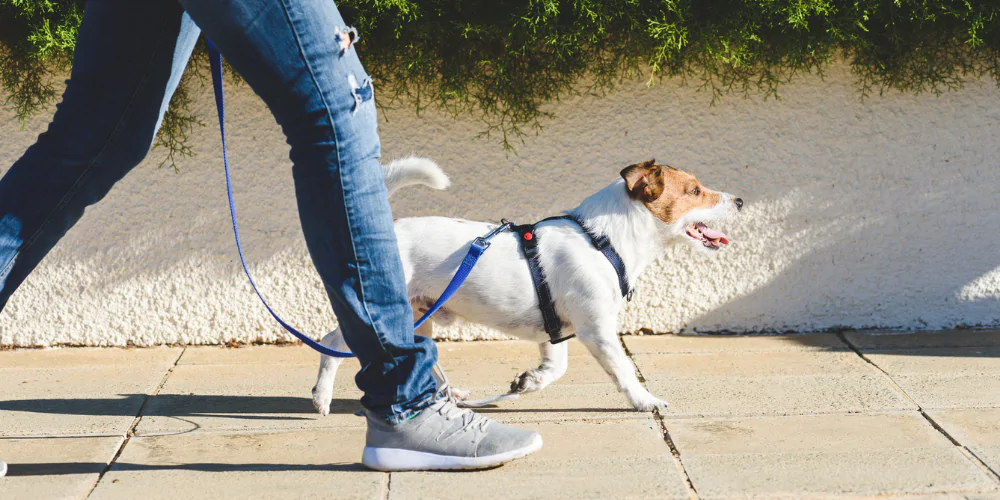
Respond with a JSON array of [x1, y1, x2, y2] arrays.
[[383, 156, 450, 197]]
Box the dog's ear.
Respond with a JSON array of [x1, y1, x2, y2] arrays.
[[620, 160, 664, 203]]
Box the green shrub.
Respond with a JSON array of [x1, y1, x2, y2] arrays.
[[3, 0, 1000, 166]]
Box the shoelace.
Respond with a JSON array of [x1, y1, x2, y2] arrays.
[[433, 365, 492, 437]]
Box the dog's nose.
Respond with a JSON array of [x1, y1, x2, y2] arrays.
[[735, 198, 744, 211]]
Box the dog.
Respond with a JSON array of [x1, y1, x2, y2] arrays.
[[312, 157, 742, 413]]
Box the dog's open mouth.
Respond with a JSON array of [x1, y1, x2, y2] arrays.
[[686, 222, 729, 249]]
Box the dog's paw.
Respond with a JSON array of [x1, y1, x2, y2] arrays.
[[311, 384, 333, 416], [510, 369, 548, 394], [451, 387, 471, 400], [631, 396, 669, 412]]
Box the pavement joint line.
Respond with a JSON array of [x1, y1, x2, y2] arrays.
[[382, 472, 392, 500], [620, 335, 700, 500], [85, 346, 187, 498], [836, 332, 1000, 488]]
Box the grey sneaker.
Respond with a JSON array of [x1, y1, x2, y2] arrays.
[[0, 459, 7, 477], [361, 390, 543, 471]]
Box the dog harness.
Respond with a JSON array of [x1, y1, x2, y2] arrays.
[[513, 214, 633, 344]]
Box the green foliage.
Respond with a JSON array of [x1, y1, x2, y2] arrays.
[[3, 0, 1000, 164]]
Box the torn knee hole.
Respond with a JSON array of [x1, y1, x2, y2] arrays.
[[348, 74, 374, 113], [335, 26, 359, 54]]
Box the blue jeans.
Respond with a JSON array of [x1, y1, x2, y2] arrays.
[[0, 0, 438, 422]]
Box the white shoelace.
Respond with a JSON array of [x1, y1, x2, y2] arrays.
[[433, 364, 492, 436]]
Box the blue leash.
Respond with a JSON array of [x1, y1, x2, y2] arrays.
[[206, 43, 506, 358]]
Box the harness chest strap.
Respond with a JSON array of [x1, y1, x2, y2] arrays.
[[514, 215, 632, 344]]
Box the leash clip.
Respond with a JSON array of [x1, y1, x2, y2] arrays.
[[474, 219, 514, 250]]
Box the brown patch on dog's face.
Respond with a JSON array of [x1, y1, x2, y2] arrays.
[[620, 159, 722, 224]]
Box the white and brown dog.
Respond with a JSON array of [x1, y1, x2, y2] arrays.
[[312, 157, 742, 413]]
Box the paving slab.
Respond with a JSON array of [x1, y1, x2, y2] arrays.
[[389, 419, 688, 500], [865, 348, 1000, 375], [179, 345, 340, 365], [441, 349, 612, 388], [0, 365, 177, 437], [0, 347, 182, 368], [633, 350, 872, 378], [470, 383, 646, 424], [0, 436, 124, 500], [635, 350, 913, 417], [928, 409, 1000, 476], [845, 330, 1000, 350], [134, 364, 365, 436], [667, 413, 997, 498], [866, 348, 1000, 409], [684, 448, 992, 498], [90, 429, 381, 500], [624, 333, 847, 354], [649, 374, 912, 417]]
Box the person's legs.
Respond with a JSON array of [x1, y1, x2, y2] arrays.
[[0, 0, 200, 310], [181, 0, 542, 470], [178, 0, 438, 421]]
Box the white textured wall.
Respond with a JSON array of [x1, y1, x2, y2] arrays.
[[3, 64, 1000, 347]]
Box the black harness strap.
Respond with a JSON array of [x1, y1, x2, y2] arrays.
[[513, 222, 573, 344], [514, 214, 632, 344], [560, 214, 632, 300]]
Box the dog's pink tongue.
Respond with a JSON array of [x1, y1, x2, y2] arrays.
[[696, 223, 730, 245]]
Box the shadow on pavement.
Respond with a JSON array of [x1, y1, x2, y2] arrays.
[[5, 461, 366, 476], [0, 395, 361, 419]]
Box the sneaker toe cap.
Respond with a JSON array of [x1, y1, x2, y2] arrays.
[[476, 426, 542, 457]]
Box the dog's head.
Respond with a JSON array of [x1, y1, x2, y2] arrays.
[[621, 159, 743, 253]]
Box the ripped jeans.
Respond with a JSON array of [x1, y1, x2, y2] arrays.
[[0, 0, 439, 422]]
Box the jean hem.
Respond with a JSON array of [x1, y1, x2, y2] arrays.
[[382, 392, 437, 425]]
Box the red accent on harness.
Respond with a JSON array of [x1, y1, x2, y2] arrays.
[[524, 232, 533, 241]]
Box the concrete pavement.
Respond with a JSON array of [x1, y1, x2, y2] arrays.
[[1, 331, 999, 499]]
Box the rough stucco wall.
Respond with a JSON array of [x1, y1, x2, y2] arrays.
[[2, 63, 1000, 346]]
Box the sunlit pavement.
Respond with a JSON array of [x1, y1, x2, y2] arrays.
[[2, 330, 1000, 499]]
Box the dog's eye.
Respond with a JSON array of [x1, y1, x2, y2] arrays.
[[689, 187, 700, 196]]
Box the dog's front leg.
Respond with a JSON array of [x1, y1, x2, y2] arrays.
[[510, 340, 568, 394], [311, 328, 350, 416], [576, 323, 668, 412]]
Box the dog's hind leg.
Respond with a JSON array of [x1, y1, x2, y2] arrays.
[[510, 340, 569, 394], [575, 321, 668, 412], [311, 328, 350, 416]]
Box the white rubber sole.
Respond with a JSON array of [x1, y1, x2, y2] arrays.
[[362, 434, 543, 471], [0, 460, 7, 477]]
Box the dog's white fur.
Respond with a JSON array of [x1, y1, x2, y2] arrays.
[[311, 157, 741, 413]]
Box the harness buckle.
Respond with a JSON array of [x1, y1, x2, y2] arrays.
[[593, 235, 611, 251]]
